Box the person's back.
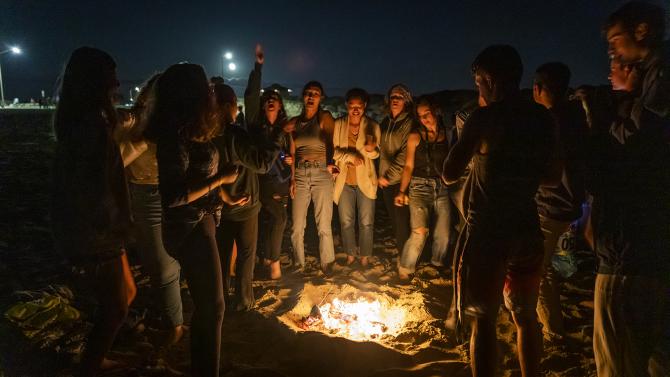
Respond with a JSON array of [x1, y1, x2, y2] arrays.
[[464, 95, 554, 234]]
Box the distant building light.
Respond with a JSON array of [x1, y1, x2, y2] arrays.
[[287, 89, 293, 93], [260, 89, 265, 93], [135, 87, 140, 91]]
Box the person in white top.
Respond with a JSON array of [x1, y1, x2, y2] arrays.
[[333, 88, 381, 267]]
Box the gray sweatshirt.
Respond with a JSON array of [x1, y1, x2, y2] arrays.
[[379, 112, 414, 185]]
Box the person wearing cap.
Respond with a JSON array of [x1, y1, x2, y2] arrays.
[[378, 84, 416, 256]]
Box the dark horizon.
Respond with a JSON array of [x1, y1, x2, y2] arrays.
[[1, 0, 667, 101]]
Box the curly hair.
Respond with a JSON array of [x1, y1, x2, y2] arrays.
[[145, 63, 220, 142]]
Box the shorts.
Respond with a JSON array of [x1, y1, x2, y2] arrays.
[[456, 224, 544, 318]]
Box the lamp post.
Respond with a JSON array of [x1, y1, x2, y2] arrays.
[[0, 46, 22, 107]]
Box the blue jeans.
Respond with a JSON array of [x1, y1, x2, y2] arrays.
[[291, 164, 335, 267], [337, 184, 375, 257], [130, 183, 183, 327], [399, 177, 454, 274]]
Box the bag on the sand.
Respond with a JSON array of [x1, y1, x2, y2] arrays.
[[4, 285, 85, 350], [552, 224, 579, 278]]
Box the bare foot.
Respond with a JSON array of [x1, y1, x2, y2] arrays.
[[270, 260, 281, 280], [398, 271, 411, 283], [100, 357, 126, 371], [166, 324, 186, 346], [346, 255, 355, 265]]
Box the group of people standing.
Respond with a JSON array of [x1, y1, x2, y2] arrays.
[[49, 1, 667, 376]]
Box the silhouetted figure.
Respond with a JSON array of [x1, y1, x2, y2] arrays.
[[51, 46, 137, 377], [146, 63, 237, 377], [532, 62, 588, 342], [444, 45, 558, 377], [590, 2, 670, 375], [114, 73, 186, 345]]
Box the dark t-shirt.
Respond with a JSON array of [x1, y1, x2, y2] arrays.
[[413, 130, 451, 179], [536, 101, 588, 222], [463, 96, 555, 235]]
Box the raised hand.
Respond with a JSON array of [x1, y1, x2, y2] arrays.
[[255, 44, 264, 65]]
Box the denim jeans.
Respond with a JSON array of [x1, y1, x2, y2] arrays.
[[291, 164, 335, 267], [337, 184, 375, 257], [129, 183, 183, 327], [399, 177, 454, 274]]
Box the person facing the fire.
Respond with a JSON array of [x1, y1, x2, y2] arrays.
[[288, 81, 338, 275], [394, 95, 458, 281], [444, 45, 559, 377], [532, 62, 588, 343], [332, 88, 381, 268], [589, 2, 670, 375]]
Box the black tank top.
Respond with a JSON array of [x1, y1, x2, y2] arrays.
[[413, 131, 450, 179]]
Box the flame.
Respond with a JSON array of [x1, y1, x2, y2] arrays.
[[317, 298, 407, 341]]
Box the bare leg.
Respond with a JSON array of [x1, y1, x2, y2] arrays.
[[470, 315, 497, 377], [512, 312, 542, 377], [79, 253, 133, 377]]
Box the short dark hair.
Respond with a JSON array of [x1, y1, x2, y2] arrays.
[[535, 62, 571, 97], [302, 80, 325, 97], [471, 45, 523, 86], [345, 88, 369, 104], [604, 1, 666, 47]]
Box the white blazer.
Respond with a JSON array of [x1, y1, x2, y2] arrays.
[[332, 115, 381, 203]]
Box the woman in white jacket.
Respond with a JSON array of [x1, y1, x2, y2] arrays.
[[333, 88, 381, 267]]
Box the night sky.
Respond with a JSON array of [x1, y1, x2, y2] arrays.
[[0, 0, 666, 100]]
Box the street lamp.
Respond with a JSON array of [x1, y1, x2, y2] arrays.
[[0, 46, 22, 107]]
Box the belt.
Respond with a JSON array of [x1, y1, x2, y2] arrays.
[[296, 160, 326, 168]]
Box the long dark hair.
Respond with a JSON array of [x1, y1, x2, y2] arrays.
[[415, 95, 445, 134], [145, 63, 220, 142], [54, 47, 118, 142]]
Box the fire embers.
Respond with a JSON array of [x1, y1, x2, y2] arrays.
[[299, 297, 406, 341]]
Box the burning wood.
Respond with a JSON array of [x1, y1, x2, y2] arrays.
[[298, 297, 407, 341]]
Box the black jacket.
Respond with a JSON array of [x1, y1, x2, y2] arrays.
[[213, 123, 285, 220]]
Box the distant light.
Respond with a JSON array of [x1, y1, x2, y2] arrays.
[[10, 47, 21, 54], [135, 87, 140, 91], [228, 62, 237, 71], [260, 89, 264, 93], [287, 89, 293, 93], [224, 52, 233, 60]]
